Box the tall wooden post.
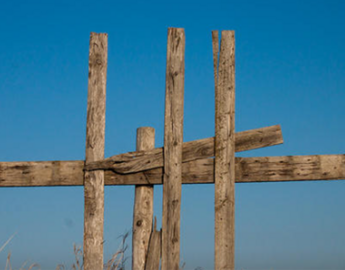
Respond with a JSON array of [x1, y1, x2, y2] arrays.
[[162, 27, 185, 270], [132, 127, 155, 270], [83, 32, 107, 270], [214, 30, 236, 270]]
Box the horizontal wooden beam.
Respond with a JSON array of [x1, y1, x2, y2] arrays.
[[85, 125, 283, 173], [0, 160, 85, 187], [236, 154, 345, 182], [1, 154, 344, 187]]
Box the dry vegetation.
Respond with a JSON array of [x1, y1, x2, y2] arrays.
[[1, 233, 203, 270], [1, 233, 128, 270]]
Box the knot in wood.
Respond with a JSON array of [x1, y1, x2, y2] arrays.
[[136, 220, 143, 227], [172, 199, 179, 207], [172, 237, 179, 244], [92, 53, 103, 66]]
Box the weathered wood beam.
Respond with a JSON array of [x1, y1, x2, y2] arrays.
[[85, 124, 283, 173], [0, 160, 85, 186], [132, 127, 155, 270], [236, 155, 345, 183], [83, 32, 107, 270], [162, 27, 185, 270], [214, 30, 235, 270], [2, 155, 344, 187]]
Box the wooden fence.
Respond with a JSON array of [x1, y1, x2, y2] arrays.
[[0, 28, 344, 270]]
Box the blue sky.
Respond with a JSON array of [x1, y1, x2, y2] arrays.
[[0, 0, 345, 269]]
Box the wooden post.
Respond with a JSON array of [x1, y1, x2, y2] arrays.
[[145, 217, 162, 270], [162, 27, 185, 270], [212, 30, 219, 94], [132, 127, 155, 270], [83, 32, 107, 270], [214, 30, 236, 270]]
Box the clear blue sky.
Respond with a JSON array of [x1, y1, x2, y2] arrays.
[[0, 0, 345, 269]]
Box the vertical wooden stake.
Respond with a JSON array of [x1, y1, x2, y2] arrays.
[[212, 30, 219, 92], [132, 127, 155, 270], [145, 217, 162, 270], [162, 27, 185, 270], [83, 32, 107, 270], [214, 30, 236, 270]]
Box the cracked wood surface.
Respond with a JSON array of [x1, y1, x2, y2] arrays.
[[1, 155, 344, 186], [214, 30, 235, 270], [161, 27, 185, 270], [85, 124, 283, 173], [83, 32, 107, 270]]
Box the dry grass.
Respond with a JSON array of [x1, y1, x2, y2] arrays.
[[1, 233, 128, 270], [4, 253, 39, 270], [1, 232, 202, 270], [51, 232, 199, 270]]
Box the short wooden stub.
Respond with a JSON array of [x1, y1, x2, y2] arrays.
[[145, 218, 162, 270], [214, 30, 236, 270], [162, 27, 185, 270], [83, 32, 107, 270], [132, 127, 155, 270]]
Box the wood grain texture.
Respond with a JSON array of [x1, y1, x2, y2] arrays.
[[214, 30, 235, 270], [1, 154, 345, 186], [132, 127, 155, 270], [0, 160, 85, 186], [83, 32, 107, 270], [212, 30, 219, 109], [145, 218, 162, 270], [85, 125, 283, 173], [161, 27, 185, 270], [236, 155, 345, 182]]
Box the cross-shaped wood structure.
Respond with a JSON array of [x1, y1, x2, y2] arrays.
[[1, 28, 344, 270]]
